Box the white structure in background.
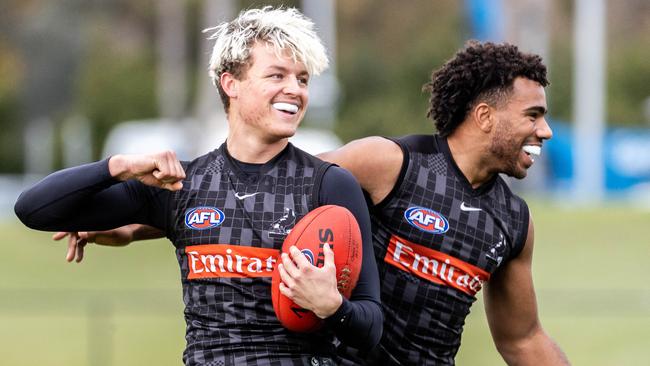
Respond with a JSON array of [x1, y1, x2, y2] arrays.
[[573, 0, 606, 201], [102, 119, 342, 160], [61, 115, 92, 167], [156, 0, 188, 120], [302, 0, 339, 129], [102, 119, 196, 160], [24, 117, 54, 175]]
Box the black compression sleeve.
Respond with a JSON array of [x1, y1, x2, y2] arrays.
[[319, 165, 383, 351], [14, 159, 168, 232]]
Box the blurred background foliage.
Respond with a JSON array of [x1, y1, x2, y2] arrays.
[[0, 0, 648, 173]]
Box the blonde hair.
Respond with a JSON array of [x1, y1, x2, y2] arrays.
[[204, 6, 329, 110]]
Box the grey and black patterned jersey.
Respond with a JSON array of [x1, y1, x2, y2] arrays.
[[167, 143, 337, 365], [368, 135, 530, 365], [16, 140, 382, 365]]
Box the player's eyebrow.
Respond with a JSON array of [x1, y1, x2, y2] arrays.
[[524, 106, 547, 116], [265, 65, 309, 77]]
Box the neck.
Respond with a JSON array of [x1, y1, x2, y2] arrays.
[[446, 130, 497, 189], [226, 123, 289, 163]]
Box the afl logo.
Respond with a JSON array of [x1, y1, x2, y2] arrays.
[[404, 206, 449, 234], [185, 207, 225, 230], [301, 249, 315, 265]]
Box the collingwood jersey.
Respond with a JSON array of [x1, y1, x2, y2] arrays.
[[16, 138, 383, 365], [370, 135, 530, 365], [167, 143, 334, 365]]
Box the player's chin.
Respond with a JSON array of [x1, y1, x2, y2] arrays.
[[504, 163, 528, 180], [513, 170, 528, 180], [274, 125, 299, 139], [511, 166, 529, 179]]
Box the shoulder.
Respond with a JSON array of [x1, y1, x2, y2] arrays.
[[183, 148, 226, 173], [319, 136, 404, 204], [319, 136, 403, 169], [322, 165, 359, 189], [392, 134, 436, 154]]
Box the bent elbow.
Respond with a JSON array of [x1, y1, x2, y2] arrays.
[[367, 320, 383, 350], [14, 193, 33, 227], [14, 192, 48, 230]]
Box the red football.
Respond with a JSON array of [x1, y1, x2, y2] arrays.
[[271, 205, 362, 332]]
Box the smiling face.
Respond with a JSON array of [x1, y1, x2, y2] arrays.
[[488, 77, 552, 179], [224, 42, 310, 143]]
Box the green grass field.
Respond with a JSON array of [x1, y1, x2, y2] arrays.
[[1, 199, 649, 365]]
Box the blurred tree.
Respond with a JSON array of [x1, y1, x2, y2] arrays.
[[74, 1, 158, 159], [336, 0, 465, 141], [607, 0, 650, 125], [0, 40, 22, 172]]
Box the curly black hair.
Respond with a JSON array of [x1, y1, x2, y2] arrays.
[[423, 41, 549, 137]]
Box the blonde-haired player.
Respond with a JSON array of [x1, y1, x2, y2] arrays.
[[16, 7, 382, 365]]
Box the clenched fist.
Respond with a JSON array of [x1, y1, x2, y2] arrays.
[[108, 150, 186, 191]]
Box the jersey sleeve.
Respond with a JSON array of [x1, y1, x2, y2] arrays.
[[318, 165, 383, 351], [14, 159, 169, 232]]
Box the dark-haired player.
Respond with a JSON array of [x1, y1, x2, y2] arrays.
[[14, 7, 382, 366], [322, 41, 569, 365]]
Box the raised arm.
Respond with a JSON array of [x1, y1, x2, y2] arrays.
[[484, 215, 570, 365], [318, 136, 403, 204], [14, 151, 185, 232]]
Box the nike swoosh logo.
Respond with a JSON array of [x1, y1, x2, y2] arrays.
[[235, 192, 262, 200], [460, 202, 482, 212]]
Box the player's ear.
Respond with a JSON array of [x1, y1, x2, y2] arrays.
[[472, 102, 494, 133], [220, 72, 239, 98]]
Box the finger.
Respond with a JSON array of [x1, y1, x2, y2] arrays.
[[289, 245, 312, 269], [76, 239, 86, 263], [160, 180, 183, 191], [281, 252, 299, 277], [165, 150, 183, 179], [165, 152, 185, 190], [152, 151, 181, 181], [52, 232, 69, 241], [173, 157, 186, 180], [278, 282, 293, 299], [66, 233, 78, 262], [150, 152, 171, 180], [278, 263, 296, 289], [323, 243, 335, 268]]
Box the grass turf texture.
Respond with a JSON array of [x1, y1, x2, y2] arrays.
[[1, 200, 648, 365]]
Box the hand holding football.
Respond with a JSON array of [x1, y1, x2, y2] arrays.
[[271, 205, 362, 332]]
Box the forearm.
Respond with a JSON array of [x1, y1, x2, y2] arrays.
[[498, 328, 570, 366], [130, 224, 166, 241], [14, 160, 162, 232], [15, 159, 117, 230]]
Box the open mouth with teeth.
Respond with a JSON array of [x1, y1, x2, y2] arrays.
[[522, 145, 541, 156], [273, 102, 299, 115], [522, 145, 541, 163]]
